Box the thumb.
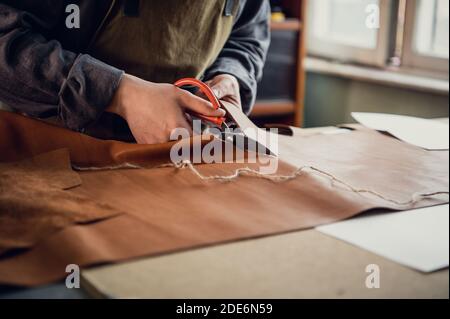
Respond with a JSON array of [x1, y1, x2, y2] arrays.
[[209, 81, 229, 100]]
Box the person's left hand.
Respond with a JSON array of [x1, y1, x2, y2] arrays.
[[205, 74, 242, 110]]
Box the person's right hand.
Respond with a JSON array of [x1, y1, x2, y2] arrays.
[[107, 74, 226, 144]]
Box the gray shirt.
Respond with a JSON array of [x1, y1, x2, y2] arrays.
[[0, 0, 270, 132]]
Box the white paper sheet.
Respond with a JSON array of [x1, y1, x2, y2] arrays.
[[317, 205, 449, 272], [351, 112, 449, 150]]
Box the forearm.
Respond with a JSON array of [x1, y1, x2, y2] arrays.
[[0, 3, 123, 131], [204, 0, 271, 114]]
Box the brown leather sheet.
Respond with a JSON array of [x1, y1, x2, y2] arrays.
[[0, 149, 120, 254], [0, 111, 448, 286]]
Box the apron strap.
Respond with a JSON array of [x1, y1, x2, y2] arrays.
[[224, 0, 235, 16]]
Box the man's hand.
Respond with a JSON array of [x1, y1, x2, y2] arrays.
[[205, 74, 242, 110], [107, 74, 226, 144]]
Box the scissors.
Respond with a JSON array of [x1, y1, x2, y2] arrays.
[[174, 78, 226, 127], [174, 78, 277, 156]]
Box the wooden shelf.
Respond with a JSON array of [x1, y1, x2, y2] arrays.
[[254, 0, 307, 127], [251, 100, 296, 117], [271, 19, 302, 31]]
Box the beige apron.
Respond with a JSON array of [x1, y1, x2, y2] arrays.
[[86, 0, 238, 140], [90, 0, 238, 83]]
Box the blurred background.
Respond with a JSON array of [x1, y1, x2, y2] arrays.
[[251, 0, 449, 127]]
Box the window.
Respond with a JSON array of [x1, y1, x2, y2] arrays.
[[403, 0, 449, 74], [414, 0, 449, 58], [307, 0, 396, 66], [307, 0, 449, 78], [310, 0, 379, 49]]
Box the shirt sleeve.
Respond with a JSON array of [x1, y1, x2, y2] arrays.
[[203, 0, 271, 114], [0, 2, 124, 131]]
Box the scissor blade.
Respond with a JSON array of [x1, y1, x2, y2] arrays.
[[220, 101, 279, 157], [223, 132, 276, 157]]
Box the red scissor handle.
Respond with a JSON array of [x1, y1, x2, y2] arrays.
[[174, 78, 225, 126]]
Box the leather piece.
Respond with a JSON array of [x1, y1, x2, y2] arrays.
[[0, 149, 122, 254], [0, 111, 448, 286], [0, 110, 238, 167], [0, 148, 81, 190], [277, 128, 449, 202], [0, 111, 175, 167]]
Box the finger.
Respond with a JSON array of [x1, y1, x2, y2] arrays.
[[177, 117, 193, 136], [195, 89, 208, 100], [184, 113, 193, 123], [178, 89, 226, 117], [173, 110, 193, 133], [196, 79, 219, 99], [204, 78, 218, 89], [185, 113, 203, 136], [209, 78, 234, 100], [168, 118, 192, 142]]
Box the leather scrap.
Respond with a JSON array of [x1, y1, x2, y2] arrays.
[[0, 111, 448, 286], [0, 149, 122, 254]]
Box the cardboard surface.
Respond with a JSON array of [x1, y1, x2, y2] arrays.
[[82, 229, 449, 299], [352, 113, 449, 150], [317, 205, 450, 272]]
